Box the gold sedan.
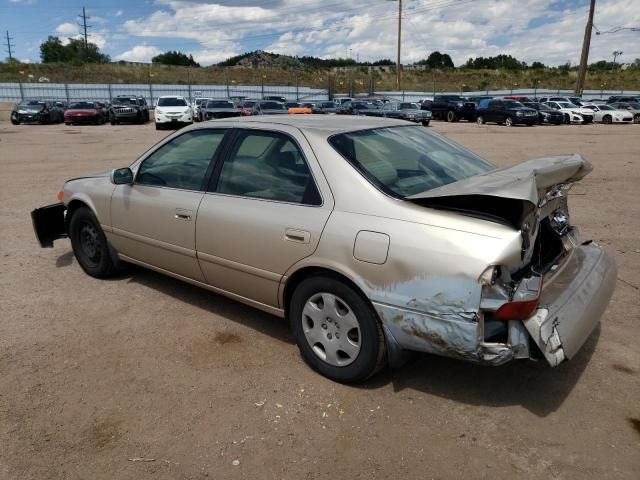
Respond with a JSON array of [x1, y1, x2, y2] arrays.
[[32, 116, 616, 382]]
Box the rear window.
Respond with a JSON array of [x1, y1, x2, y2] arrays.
[[260, 101, 285, 110], [329, 126, 494, 198]]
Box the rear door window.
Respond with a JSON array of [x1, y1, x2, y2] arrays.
[[214, 130, 321, 205]]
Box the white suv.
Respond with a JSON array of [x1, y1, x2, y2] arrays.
[[154, 96, 193, 130]]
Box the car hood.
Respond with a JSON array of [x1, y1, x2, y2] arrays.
[[65, 170, 112, 184], [408, 154, 592, 207], [156, 106, 189, 113], [205, 108, 238, 112], [260, 109, 289, 114]]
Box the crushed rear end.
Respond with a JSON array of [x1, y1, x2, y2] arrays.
[[408, 154, 616, 366]]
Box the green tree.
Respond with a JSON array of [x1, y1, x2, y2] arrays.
[[530, 61, 546, 69], [416, 51, 454, 69], [40, 36, 109, 63], [151, 50, 200, 67]]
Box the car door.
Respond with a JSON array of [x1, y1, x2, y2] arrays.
[[110, 128, 229, 281], [485, 100, 499, 123], [196, 127, 333, 309]]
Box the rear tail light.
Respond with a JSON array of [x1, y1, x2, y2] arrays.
[[494, 276, 543, 321], [494, 297, 540, 321]]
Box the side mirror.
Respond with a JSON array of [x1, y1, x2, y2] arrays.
[[111, 167, 134, 185]]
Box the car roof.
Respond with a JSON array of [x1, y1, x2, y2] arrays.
[[188, 115, 408, 134]]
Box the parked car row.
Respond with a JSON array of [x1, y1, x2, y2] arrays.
[[417, 94, 639, 126]]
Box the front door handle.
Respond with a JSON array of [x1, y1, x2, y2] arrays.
[[174, 208, 193, 221], [285, 228, 310, 244]]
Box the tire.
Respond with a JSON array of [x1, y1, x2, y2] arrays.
[[110, 114, 116, 125], [634, 114, 640, 124], [564, 114, 571, 124], [421, 120, 430, 127], [289, 275, 387, 383], [11, 118, 19, 125], [505, 116, 514, 127], [446, 110, 457, 122], [476, 115, 485, 125], [155, 123, 161, 130], [69, 207, 118, 279], [602, 115, 612, 124], [65, 122, 71, 126]]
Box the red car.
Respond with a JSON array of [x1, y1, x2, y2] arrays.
[[237, 99, 257, 116], [64, 101, 106, 125]]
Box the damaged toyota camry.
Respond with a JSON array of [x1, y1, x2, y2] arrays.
[[31, 116, 616, 383]]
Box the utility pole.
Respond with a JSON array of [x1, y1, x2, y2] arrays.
[[77, 6, 91, 62], [575, 0, 596, 95], [395, 0, 402, 90], [4, 30, 15, 61]]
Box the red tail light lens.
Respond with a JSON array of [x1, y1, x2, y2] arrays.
[[494, 298, 540, 321]]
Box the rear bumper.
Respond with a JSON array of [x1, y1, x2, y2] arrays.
[[31, 203, 67, 248], [523, 244, 617, 366]]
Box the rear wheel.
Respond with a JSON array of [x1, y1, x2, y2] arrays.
[[505, 116, 514, 127], [69, 207, 118, 279], [290, 276, 387, 383], [634, 114, 640, 124], [446, 110, 458, 122]]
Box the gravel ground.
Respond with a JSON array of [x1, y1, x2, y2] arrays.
[[0, 120, 638, 480]]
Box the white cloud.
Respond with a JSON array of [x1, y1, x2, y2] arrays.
[[113, 0, 640, 66], [115, 10, 123, 17], [56, 23, 78, 36], [116, 45, 162, 62]]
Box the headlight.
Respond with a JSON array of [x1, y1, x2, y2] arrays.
[[18, 109, 27, 114], [155, 109, 163, 115], [183, 109, 191, 114], [456, 101, 464, 107], [516, 111, 524, 116]]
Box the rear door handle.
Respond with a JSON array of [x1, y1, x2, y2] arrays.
[[174, 208, 193, 221], [285, 228, 310, 244]]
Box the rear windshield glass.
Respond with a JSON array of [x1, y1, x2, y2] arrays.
[[206, 100, 235, 108], [260, 101, 286, 110], [20, 100, 45, 106], [158, 97, 188, 107], [399, 102, 419, 110], [329, 126, 494, 198], [503, 100, 524, 108]]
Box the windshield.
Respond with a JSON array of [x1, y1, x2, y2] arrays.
[[114, 97, 136, 105], [158, 97, 188, 107], [503, 100, 524, 108], [206, 100, 234, 108], [20, 100, 45, 107], [352, 102, 369, 109], [598, 105, 614, 111], [260, 101, 285, 110], [69, 102, 95, 109], [629, 103, 640, 109], [399, 102, 419, 110], [329, 126, 494, 198], [557, 102, 574, 108], [321, 102, 335, 108]]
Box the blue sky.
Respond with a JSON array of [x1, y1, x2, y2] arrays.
[[1, 0, 638, 66]]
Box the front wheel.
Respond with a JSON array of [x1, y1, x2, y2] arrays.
[[602, 115, 612, 124], [564, 113, 571, 124], [505, 116, 514, 127], [11, 118, 20, 125], [421, 120, 430, 127], [634, 114, 640, 124], [446, 110, 457, 122], [476, 115, 485, 125], [290, 276, 387, 383], [69, 207, 118, 279]]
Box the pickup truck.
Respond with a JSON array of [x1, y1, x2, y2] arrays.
[[421, 95, 476, 122]]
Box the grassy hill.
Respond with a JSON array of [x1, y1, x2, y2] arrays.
[[1, 61, 638, 94]]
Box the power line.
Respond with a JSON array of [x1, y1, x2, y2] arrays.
[[4, 30, 15, 61], [77, 6, 92, 61]]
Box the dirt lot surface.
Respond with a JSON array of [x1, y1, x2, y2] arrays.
[[1, 119, 638, 479]]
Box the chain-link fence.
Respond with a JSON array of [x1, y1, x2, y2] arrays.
[[1, 82, 638, 104], [0, 82, 330, 104]]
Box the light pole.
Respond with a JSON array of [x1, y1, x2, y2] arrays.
[[388, 0, 402, 90]]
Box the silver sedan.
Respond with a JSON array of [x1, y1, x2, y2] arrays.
[[32, 116, 616, 382]]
